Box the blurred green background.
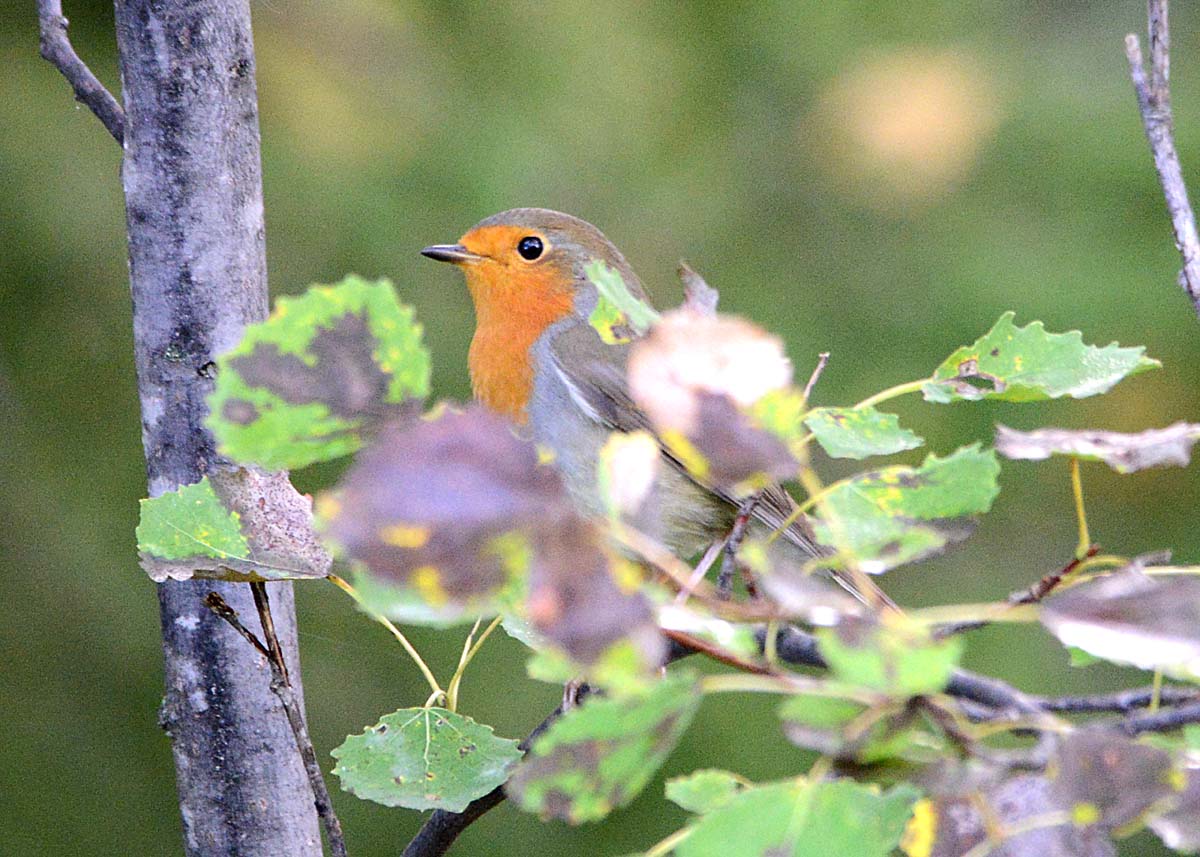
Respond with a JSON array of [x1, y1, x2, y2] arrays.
[[4, 1, 1200, 854]]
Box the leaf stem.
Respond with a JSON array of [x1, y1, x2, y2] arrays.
[[764, 479, 842, 545], [1151, 668, 1164, 713], [1069, 457, 1090, 560], [852, 378, 929, 411], [643, 827, 692, 857], [446, 615, 503, 712], [328, 574, 445, 703]]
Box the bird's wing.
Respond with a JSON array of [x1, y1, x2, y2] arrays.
[[546, 322, 824, 558]]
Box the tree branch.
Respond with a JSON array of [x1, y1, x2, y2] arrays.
[[36, 0, 125, 143], [1126, 0, 1200, 314]]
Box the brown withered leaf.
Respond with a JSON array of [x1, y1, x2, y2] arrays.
[[325, 406, 662, 663], [626, 310, 799, 490], [677, 261, 719, 317], [527, 521, 664, 666], [1041, 571, 1200, 680], [1047, 728, 1175, 830], [908, 764, 1116, 857], [996, 422, 1200, 473], [322, 407, 563, 606]]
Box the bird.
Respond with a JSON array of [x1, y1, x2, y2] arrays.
[[421, 208, 860, 600]]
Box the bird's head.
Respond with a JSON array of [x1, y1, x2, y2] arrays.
[[422, 208, 647, 422]]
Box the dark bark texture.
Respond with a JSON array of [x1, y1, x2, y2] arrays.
[[113, 2, 322, 854]]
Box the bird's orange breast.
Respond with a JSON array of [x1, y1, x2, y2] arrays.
[[459, 229, 576, 423]]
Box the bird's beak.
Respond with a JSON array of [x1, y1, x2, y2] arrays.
[[420, 244, 483, 265]]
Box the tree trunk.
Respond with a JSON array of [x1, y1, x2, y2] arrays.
[[113, 2, 322, 853]]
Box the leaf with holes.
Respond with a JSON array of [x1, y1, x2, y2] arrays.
[[818, 618, 963, 696], [331, 707, 521, 812], [1041, 571, 1200, 681], [805, 406, 924, 460], [996, 423, 1200, 473], [207, 275, 429, 469], [137, 470, 330, 582], [813, 445, 999, 572], [506, 672, 701, 822], [923, 312, 1158, 404], [666, 770, 745, 814], [677, 779, 919, 857]]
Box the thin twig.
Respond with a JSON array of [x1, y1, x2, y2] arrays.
[[1121, 698, 1200, 735], [36, 0, 125, 144], [801, 352, 831, 403], [1126, 0, 1200, 312], [1037, 683, 1198, 714], [662, 627, 776, 675], [934, 545, 1099, 638], [207, 589, 349, 857], [717, 493, 761, 596]]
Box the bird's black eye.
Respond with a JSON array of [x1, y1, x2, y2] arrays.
[[517, 236, 544, 261]]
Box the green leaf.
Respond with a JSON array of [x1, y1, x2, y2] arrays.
[[331, 707, 521, 812], [804, 406, 924, 460], [506, 672, 701, 822], [924, 312, 1159, 404], [818, 619, 963, 695], [584, 259, 660, 344], [996, 422, 1200, 474], [813, 445, 1000, 572], [137, 471, 330, 582], [208, 275, 429, 470], [778, 695, 942, 763], [666, 769, 745, 814], [677, 779, 919, 857]]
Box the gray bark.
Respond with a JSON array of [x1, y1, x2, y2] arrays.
[[113, 1, 322, 854]]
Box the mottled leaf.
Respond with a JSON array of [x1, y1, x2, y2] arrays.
[[813, 445, 999, 572], [996, 423, 1200, 473], [506, 672, 701, 822], [208, 275, 429, 469], [805, 406, 924, 460], [923, 312, 1158, 404], [666, 769, 744, 814], [818, 618, 963, 696], [584, 259, 660, 344], [1048, 729, 1175, 831], [1042, 571, 1200, 680], [331, 707, 521, 812], [677, 779, 918, 857], [137, 469, 330, 582]]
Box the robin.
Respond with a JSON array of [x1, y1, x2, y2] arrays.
[[421, 208, 855, 597]]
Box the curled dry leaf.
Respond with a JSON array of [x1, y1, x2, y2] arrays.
[[996, 422, 1200, 473], [676, 261, 719, 317], [137, 468, 331, 583], [1041, 571, 1200, 680]]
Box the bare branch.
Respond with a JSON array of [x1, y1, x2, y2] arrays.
[[801, 352, 831, 403], [1126, 0, 1200, 313], [207, 590, 349, 857], [36, 0, 125, 144]]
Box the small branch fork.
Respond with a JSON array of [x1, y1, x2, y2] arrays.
[[1126, 0, 1200, 314], [36, 0, 125, 144], [205, 588, 349, 857]]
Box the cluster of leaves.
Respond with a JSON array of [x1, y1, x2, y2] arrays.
[[135, 268, 1200, 856]]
